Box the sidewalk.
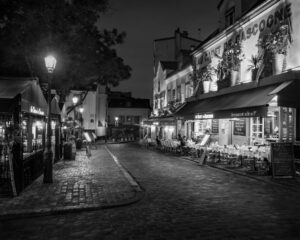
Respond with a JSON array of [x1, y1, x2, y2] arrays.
[[180, 155, 300, 191], [0, 146, 143, 220]]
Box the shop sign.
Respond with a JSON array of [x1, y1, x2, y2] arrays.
[[153, 122, 159, 126], [30, 106, 45, 115], [195, 113, 214, 119], [233, 119, 246, 136], [196, 2, 292, 68], [271, 142, 296, 178], [229, 109, 264, 118]]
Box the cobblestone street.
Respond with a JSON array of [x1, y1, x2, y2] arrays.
[[1, 143, 300, 240]]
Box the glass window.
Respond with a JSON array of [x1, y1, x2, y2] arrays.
[[225, 7, 235, 28], [251, 117, 264, 144], [177, 86, 181, 102], [296, 109, 300, 141], [126, 116, 132, 123], [167, 89, 171, 102], [120, 116, 125, 123], [32, 120, 44, 151], [172, 89, 176, 101], [134, 116, 140, 124]]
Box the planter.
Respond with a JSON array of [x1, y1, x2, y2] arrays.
[[217, 76, 231, 91], [251, 69, 258, 82], [230, 70, 239, 86], [272, 53, 285, 74], [210, 74, 218, 92], [202, 81, 211, 93]]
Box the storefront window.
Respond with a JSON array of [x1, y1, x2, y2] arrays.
[[32, 120, 44, 151], [22, 116, 45, 154], [264, 107, 279, 141], [296, 109, 300, 142], [194, 120, 212, 136], [251, 117, 264, 144], [22, 119, 28, 153]]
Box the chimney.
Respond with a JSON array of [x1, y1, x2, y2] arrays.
[[197, 28, 201, 40], [175, 27, 181, 60]]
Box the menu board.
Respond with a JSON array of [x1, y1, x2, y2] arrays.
[[211, 119, 219, 134], [271, 142, 295, 178], [233, 119, 246, 136]]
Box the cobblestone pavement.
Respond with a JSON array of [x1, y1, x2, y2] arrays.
[[1, 143, 300, 240], [0, 146, 139, 218]]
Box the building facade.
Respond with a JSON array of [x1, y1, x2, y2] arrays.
[[147, 0, 300, 168]]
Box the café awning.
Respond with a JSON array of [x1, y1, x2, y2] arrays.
[[175, 80, 296, 120]]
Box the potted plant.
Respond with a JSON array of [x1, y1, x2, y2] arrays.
[[216, 60, 231, 90], [223, 41, 244, 86], [257, 21, 291, 74], [197, 65, 216, 93], [247, 55, 262, 82]]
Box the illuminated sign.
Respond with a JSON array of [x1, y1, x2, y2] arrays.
[[153, 122, 159, 125], [195, 113, 214, 119], [30, 106, 45, 115], [230, 111, 258, 118]]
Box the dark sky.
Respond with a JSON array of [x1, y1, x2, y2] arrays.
[[100, 0, 220, 99]]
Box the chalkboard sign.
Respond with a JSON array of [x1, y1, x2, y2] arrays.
[[233, 119, 246, 136], [211, 119, 219, 134], [271, 142, 295, 178]]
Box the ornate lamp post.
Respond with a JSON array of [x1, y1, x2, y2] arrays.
[[72, 96, 79, 137], [43, 55, 56, 183], [78, 106, 84, 139]]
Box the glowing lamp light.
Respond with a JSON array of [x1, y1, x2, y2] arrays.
[[115, 117, 119, 121], [79, 107, 84, 113], [72, 96, 79, 105], [44, 55, 56, 73]]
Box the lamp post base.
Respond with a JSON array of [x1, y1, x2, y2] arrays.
[[43, 148, 53, 183]]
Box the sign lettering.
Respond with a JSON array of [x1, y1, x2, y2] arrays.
[[30, 106, 45, 115], [197, 3, 292, 68], [195, 113, 214, 119]]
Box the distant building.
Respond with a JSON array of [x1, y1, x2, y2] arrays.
[[107, 90, 151, 141], [61, 86, 151, 141]]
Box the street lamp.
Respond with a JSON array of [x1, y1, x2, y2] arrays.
[[43, 55, 56, 184], [78, 106, 84, 139], [115, 116, 119, 127], [71, 96, 79, 137], [72, 96, 79, 105]]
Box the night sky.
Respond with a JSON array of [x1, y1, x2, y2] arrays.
[[100, 0, 220, 100]]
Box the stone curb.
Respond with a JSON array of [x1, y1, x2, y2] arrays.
[[179, 156, 300, 192], [0, 189, 145, 221]]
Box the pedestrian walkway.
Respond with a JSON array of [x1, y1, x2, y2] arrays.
[[0, 146, 143, 220], [180, 155, 300, 191]]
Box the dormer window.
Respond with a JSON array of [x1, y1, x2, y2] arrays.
[[225, 7, 235, 27]]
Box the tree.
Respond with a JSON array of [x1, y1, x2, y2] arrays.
[[0, 0, 131, 94]]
